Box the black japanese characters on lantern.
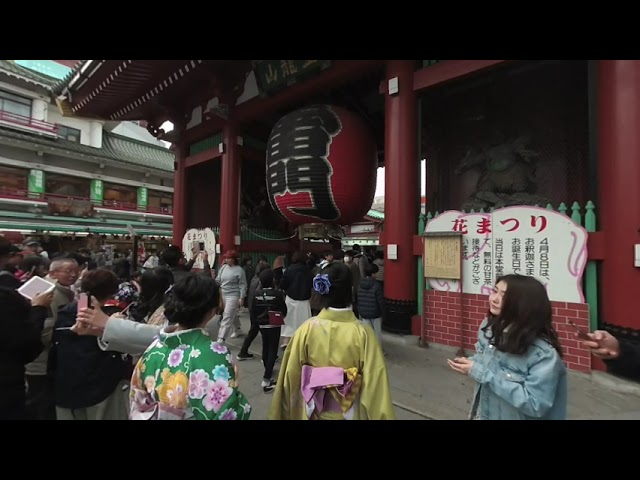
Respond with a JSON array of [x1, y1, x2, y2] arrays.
[[266, 105, 342, 223], [265, 105, 378, 226]]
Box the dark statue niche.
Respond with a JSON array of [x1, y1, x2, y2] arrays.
[[240, 184, 269, 228], [455, 133, 551, 211], [240, 167, 285, 229]]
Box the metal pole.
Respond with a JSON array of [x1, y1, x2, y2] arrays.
[[132, 235, 139, 272]]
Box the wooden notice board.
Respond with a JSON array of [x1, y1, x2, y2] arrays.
[[423, 232, 462, 280]]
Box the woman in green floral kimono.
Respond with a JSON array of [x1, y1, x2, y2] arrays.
[[129, 274, 251, 420]]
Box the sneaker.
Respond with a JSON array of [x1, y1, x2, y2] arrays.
[[262, 379, 276, 393], [237, 353, 254, 361], [230, 330, 243, 339]]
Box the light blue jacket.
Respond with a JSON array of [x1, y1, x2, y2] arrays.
[[468, 319, 567, 420]]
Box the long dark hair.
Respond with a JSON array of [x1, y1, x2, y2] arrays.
[[483, 274, 562, 357], [133, 266, 174, 323]]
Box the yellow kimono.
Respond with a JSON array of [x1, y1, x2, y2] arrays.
[[268, 308, 395, 420]]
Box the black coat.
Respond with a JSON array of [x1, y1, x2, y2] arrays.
[[50, 302, 131, 409], [0, 295, 47, 418], [357, 277, 385, 319], [605, 337, 640, 381], [280, 263, 313, 301]]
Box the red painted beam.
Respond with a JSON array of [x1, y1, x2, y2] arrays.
[[413, 60, 508, 92], [236, 59, 384, 123], [184, 147, 222, 169], [183, 59, 385, 144]]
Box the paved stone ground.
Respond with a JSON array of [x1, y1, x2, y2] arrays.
[[219, 311, 640, 420]]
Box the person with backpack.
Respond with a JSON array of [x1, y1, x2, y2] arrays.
[[237, 263, 272, 361], [251, 268, 287, 393]]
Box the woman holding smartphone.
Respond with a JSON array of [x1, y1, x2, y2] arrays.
[[448, 274, 567, 420]]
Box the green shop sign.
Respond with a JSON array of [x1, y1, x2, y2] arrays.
[[90, 179, 104, 202], [28, 169, 45, 195], [137, 187, 148, 208], [253, 60, 331, 95]]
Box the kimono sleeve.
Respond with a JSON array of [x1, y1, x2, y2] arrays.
[[268, 323, 309, 420], [359, 325, 396, 420]]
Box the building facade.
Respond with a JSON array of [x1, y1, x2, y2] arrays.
[[0, 60, 174, 254]]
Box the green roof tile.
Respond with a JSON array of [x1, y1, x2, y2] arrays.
[[366, 209, 384, 221], [0, 125, 174, 172], [0, 60, 59, 88]]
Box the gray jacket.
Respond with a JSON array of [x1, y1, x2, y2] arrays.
[[26, 278, 74, 376]]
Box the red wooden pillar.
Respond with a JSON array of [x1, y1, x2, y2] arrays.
[[219, 122, 241, 257], [172, 141, 188, 245], [383, 60, 419, 334], [597, 60, 640, 333]]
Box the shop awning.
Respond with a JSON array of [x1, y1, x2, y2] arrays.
[[0, 220, 171, 237]]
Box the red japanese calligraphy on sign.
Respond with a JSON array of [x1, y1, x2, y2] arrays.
[[426, 206, 588, 303]]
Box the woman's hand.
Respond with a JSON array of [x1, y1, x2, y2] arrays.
[[70, 321, 103, 337], [76, 296, 109, 330], [447, 357, 474, 375], [580, 330, 620, 359]]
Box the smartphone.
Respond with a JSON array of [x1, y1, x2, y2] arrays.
[[78, 293, 90, 311], [568, 320, 590, 340]]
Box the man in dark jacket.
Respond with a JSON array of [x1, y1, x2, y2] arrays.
[[252, 269, 287, 393], [0, 287, 50, 419], [357, 263, 385, 352], [50, 268, 131, 420]]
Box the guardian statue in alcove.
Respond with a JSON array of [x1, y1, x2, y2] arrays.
[[455, 132, 551, 211]]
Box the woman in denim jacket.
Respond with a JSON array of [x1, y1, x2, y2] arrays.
[[448, 274, 567, 420]]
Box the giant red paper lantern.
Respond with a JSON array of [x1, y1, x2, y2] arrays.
[[266, 105, 377, 226]]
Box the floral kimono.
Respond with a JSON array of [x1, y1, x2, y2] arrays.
[[130, 327, 251, 420]]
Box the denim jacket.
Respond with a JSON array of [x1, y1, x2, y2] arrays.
[[468, 319, 567, 420]]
